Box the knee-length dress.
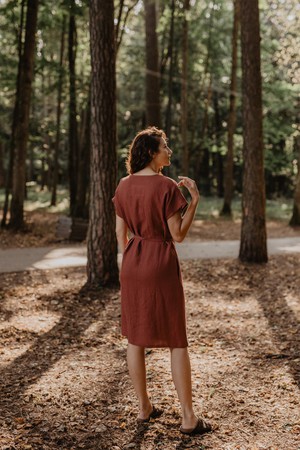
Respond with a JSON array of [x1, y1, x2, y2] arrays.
[[112, 174, 188, 348]]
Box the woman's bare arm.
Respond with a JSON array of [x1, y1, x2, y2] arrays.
[[115, 215, 128, 254], [167, 176, 200, 243]]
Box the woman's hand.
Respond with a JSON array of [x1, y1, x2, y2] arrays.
[[177, 176, 200, 203]]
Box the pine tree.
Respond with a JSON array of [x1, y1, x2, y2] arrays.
[[87, 0, 119, 286], [239, 0, 268, 263]]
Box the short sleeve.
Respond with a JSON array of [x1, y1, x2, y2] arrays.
[[112, 191, 124, 219], [165, 182, 188, 220]]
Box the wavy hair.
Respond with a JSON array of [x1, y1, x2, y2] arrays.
[[125, 127, 166, 175]]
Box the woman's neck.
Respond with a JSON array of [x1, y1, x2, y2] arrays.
[[137, 165, 160, 175]]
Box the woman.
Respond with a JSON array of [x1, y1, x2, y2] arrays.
[[112, 127, 211, 435]]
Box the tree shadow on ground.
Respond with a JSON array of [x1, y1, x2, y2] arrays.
[[0, 283, 118, 449], [0, 271, 50, 320], [248, 263, 300, 388]]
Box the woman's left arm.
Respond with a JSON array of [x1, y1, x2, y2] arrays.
[[115, 215, 128, 255]]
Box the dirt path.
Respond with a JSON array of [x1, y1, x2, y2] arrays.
[[0, 257, 299, 449], [1, 213, 300, 250], [0, 237, 299, 273]]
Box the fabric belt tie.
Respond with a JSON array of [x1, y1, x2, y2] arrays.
[[131, 235, 172, 243]]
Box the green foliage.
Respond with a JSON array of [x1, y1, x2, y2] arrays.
[[0, 184, 69, 213], [196, 195, 294, 221], [0, 0, 298, 197], [0, 185, 293, 222]]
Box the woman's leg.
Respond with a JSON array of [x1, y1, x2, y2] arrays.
[[127, 343, 152, 419], [170, 347, 198, 429]]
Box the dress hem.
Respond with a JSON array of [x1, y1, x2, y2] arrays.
[[123, 334, 189, 349]]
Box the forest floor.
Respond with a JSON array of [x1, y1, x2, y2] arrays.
[[1, 210, 300, 249], [1, 208, 300, 449], [1, 256, 300, 450]]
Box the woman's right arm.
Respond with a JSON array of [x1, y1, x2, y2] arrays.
[[115, 215, 128, 254], [167, 176, 199, 243]]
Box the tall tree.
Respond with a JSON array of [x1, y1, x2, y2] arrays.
[[9, 0, 39, 229], [144, 0, 161, 127], [193, 3, 215, 192], [68, 0, 79, 217], [87, 0, 119, 286], [115, 0, 139, 55], [1, 0, 26, 228], [0, 141, 5, 188], [74, 89, 91, 218], [181, 0, 189, 175], [213, 89, 224, 198], [165, 0, 175, 142], [51, 14, 66, 207], [239, 0, 267, 263], [289, 135, 300, 226], [221, 0, 240, 216]]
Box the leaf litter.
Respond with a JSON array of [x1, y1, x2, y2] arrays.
[[0, 255, 299, 449]]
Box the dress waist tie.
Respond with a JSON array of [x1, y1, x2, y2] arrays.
[[125, 235, 174, 254], [130, 235, 173, 243]]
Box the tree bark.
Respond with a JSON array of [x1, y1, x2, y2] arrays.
[[2, 0, 25, 228], [165, 0, 175, 142], [74, 90, 91, 219], [221, 0, 240, 216], [51, 15, 66, 207], [239, 0, 267, 263], [181, 0, 189, 176], [0, 141, 5, 188], [213, 90, 224, 198], [115, 0, 139, 55], [144, 0, 161, 127], [68, 0, 79, 217], [9, 0, 39, 229], [289, 135, 300, 226], [195, 76, 212, 194], [194, 5, 214, 188], [87, 0, 119, 287]]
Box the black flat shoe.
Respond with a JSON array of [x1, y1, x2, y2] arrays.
[[137, 406, 163, 423], [180, 418, 212, 436]]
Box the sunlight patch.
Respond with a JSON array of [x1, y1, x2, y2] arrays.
[[0, 343, 32, 367], [6, 311, 61, 334], [284, 293, 300, 321]]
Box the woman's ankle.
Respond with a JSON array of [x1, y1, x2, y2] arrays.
[[181, 412, 198, 429], [138, 400, 152, 418]]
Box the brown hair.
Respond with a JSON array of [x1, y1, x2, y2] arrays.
[[125, 127, 166, 174]]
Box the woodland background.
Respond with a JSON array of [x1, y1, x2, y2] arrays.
[[0, 2, 300, 449], [0, 0, 299, 221], [0, 0, 299, 283]]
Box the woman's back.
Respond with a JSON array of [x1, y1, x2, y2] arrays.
[[113, 174, 187, 241]]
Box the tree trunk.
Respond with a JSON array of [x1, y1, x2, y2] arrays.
[[115, 0, 139, 55], [213, 90, 224, 197], [239, 0, 267, 263], [51, 14, 66, 207], [144, 0, 161, 127], [74, 90, 91, 219], [2, 0, 25, 228], [87, 0, 119, 287], [194, 6, 214, 188], [9, 0, 39, 229], [165, 0, 175, 142], [68, 0, 79, 217], [195, 76, 212, 194], [221, 0, 240, 216], [289, 135, 300, 226], [0, 142, 5, 188], [181, 0, 189, 176]]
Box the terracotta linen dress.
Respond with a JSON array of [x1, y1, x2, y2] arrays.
[[112, 174, 189, 348]]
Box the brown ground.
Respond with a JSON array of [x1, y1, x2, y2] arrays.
[[1, 211, 300, 249], [0, 257, 299, 450]]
